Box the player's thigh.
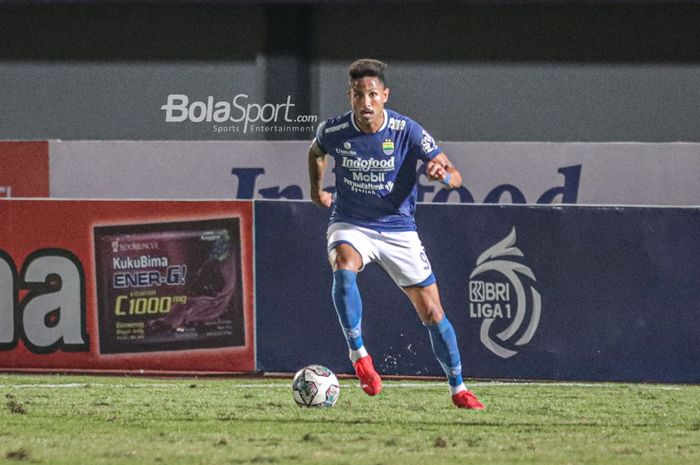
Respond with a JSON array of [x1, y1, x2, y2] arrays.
[[377, 231, 433, 287], [327, 222, 376, 272]]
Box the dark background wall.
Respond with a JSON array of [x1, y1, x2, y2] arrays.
[[1, 1, 699, 141]]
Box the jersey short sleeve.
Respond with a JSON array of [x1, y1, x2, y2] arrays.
[[408, 120, 441, 161], [315, 120, 328, 153]]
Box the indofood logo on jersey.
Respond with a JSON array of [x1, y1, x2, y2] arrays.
[[340, 156, 395, 172], [468, 228, 541, 359]]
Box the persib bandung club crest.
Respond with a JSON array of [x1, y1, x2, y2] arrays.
[[382, 139, 394, 155]]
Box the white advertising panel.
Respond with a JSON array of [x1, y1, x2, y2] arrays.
[[49, 141, 700, 206]]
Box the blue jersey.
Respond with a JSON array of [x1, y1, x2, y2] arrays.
[[316, 109, 441, 232]]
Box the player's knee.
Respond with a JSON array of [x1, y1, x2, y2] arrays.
[[330, 246, 361, 272], [420, 305, 444, 325], [333, 256, 358, 271]]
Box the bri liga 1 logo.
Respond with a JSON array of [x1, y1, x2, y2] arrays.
[[468, 228, 541, 359]]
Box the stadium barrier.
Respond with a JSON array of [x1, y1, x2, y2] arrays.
[[255, 201, 700, 383], [1, 140, 699, 382], [0, 141, 49, 198], [0, 199, 255, 374], [47, 140, 700, 206], [0, 199, 698, 382]]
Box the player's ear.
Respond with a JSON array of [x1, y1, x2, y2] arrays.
[[382, 87, 390, 103]]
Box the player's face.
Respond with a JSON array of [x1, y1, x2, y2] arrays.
[[348, 77, 389, 132]]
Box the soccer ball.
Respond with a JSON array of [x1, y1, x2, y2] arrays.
[[291, 365, 340, 408]]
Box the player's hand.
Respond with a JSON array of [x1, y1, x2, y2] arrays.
[[311, 190, 333, 208], [426, 159, 447, 182]]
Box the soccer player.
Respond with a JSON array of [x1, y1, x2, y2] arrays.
[[307, 59, 484, 409]]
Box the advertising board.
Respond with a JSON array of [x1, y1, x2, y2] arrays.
[[0, 200, 255, 374]]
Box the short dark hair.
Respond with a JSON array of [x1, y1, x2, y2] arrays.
[[348, 59, 387, 86]]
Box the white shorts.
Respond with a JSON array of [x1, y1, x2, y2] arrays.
[[327, 222, 435, 288]]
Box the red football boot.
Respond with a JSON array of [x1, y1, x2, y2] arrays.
[[452, 390, 485, 410], [353, 355, 382, 396]]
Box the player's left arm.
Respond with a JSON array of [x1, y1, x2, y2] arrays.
[[426, 152, 462, 189]]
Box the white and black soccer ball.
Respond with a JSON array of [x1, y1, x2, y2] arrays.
[[291, 365, 340, 408]]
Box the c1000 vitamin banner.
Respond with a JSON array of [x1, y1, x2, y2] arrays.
[[0, 199, 254, 374], [94, 218, 245, 355]]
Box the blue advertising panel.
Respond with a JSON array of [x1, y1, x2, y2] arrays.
[[255, 201, 700, 383]]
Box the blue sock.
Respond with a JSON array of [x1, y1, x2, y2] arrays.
[[332, 269, 364, 351], [425, 316, 464, 387]]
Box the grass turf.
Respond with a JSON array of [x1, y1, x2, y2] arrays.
[[0, 374, 698, 465]]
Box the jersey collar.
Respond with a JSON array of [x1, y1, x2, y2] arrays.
[[350, 109, 388, 134]]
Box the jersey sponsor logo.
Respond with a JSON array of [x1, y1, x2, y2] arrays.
[[352, 171, 386, 183], [342, 177, 386, 194], [387, 118, 406, 131], [334, 141, 358, 156], [467, 228, 541, 359], [420, 130, 438, 155], [382, 139, 395, 155], [324, 122, 350, 134], [341, 155, 396, 193], [341, 156, 395, 172], [335, 148, 358, 157]]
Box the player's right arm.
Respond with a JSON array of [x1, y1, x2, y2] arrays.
[[308, 139, 333, 208]]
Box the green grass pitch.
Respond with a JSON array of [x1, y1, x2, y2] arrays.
[[0, 374, 698, 464]]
